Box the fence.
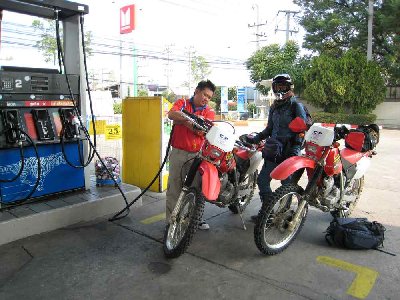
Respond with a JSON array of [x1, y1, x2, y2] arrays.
[[87, 115, 123, 163]]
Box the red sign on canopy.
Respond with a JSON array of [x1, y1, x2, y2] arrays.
[[120, 5, 135, 34]]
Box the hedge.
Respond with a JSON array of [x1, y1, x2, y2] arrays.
[[311, 112, 377, 125]]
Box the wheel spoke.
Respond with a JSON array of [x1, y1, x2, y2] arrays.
[[255, 184, 307, 255]]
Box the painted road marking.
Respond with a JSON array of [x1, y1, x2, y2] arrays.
[[141, 213, 166, 224], [317, 256, 379, 299]]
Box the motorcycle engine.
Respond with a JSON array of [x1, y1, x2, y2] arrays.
[[217, 174, 234, 205], [319, 176, 340, 208]]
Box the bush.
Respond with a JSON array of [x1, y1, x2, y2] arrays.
[[247, 103, 257, 117], [113, 102, 122, 114], [312, 112, 377, 125]]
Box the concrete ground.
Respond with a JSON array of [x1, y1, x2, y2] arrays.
[[0, 128, 399, 300]]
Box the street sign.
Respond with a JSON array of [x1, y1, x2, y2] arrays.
[[105, 124, 122, 140], [221, 86, 228, 113], [120, 5, 135, 34], [237, 87, 246, 112]]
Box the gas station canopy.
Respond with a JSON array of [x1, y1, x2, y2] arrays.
[[0, 0, 88, 19]]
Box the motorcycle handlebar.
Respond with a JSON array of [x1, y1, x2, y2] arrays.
[[334, 125, 349, 141], [234, 140, 256, 152], [181, 109, 212, 132]]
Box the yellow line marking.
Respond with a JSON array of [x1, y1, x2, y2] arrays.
[[140, 213, 166, 224], [317, 256, 379, 299]]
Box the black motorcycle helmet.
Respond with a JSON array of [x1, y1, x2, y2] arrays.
[[272, 74, 293, 100]]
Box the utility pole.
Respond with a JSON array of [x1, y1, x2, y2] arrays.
[[367, 0, 373, 61], [275, 10, 299, 43], [248, 4, 267, 49], [186, 46, 194, 96], [164, 44, 174, 89]]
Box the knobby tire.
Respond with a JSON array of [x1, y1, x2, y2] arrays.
[[254, 183, 307, 255], [163, 187, 204, 258]]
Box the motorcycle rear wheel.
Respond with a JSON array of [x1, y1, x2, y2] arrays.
[[254, 184, 307, 255], [331, 176, 364, 218], [228, 170, 258, 214], [163, 187, 204, 258]]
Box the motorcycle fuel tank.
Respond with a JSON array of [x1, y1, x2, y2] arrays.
[[205, 125, 235, 152]]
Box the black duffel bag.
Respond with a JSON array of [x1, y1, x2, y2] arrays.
[[325, 217, 386, 250]]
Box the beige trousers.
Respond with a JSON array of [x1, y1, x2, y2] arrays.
[[165, 147, 198, 220]]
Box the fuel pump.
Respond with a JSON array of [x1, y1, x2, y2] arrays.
[[0, 0, 89, 205]]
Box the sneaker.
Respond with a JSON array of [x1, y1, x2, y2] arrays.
[[198, 221, 210, 230]]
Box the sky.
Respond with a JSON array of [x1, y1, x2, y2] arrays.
[[0, 0, 304, 95]]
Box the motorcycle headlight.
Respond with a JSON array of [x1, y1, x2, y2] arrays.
[[210, 148, 222, 158]]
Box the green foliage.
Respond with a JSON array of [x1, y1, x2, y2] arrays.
[[294, 0, 400, 84], [137, 87, 148, 97], [113, 102, 122, 114], [211, 86, 221, 113], [183, 54, 211, 91], [208, 101, 217, 111], [228, 87, 237, 101], [211, 86, 237, 113], [246, 41, 307, 96], [303, 50, 386, 114], [228, 103, 237, 111], [247, 103, 257, 115], [32, 19, 93, 66], [191, 55, 211, 83], [162, 90, 176, 103], [312, 112, 377, 125]]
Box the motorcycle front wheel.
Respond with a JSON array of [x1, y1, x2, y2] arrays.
[[163, 187, 205, 258], [254, 184, 307, 255], [228, 170, 258, 214]]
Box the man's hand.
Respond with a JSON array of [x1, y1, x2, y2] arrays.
[[193, 129, 205, 137], [245, 135, 257, 144]]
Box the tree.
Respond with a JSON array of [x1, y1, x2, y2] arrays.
[[137, 85, 149, 97], [211, 86, 221, 113], [162, 90, 176, 103], [246, 41, 307, 96], [211, 86, 237, 113], [294, 0, 400, 84], [191, 55, 211, 83], [32, 19, 93, 66], [303, 49, 386, 114], [182, 54, 211, 91]]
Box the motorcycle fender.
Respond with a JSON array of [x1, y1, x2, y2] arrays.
[[248, 151, 263, 174], [198, 160, 220, 201], [353, 156, 371, 179], [270, 156, 316, 180]]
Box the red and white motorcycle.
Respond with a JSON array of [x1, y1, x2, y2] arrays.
[[164, 110, 263, 258], [254, 117, 380, 255]]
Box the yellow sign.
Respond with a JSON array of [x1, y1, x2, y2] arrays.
[[88, 120, 106, 135], [105, 124, 122, 140]]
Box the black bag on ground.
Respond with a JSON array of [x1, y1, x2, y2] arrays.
[[325, 217, 385, 250]]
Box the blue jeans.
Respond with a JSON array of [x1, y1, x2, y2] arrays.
[[257, 159, 292, 201]]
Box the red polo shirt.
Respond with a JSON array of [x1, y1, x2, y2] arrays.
[[169, 98, 215, 152]]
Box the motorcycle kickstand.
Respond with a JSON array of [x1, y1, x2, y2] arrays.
[[237, 206, 247, 230]]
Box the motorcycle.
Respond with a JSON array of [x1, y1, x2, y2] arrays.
[[254, 117, 380, 255], [163, 109, 264, 258]]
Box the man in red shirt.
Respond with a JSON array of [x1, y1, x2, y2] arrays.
[[166, 80, 216, 230]]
